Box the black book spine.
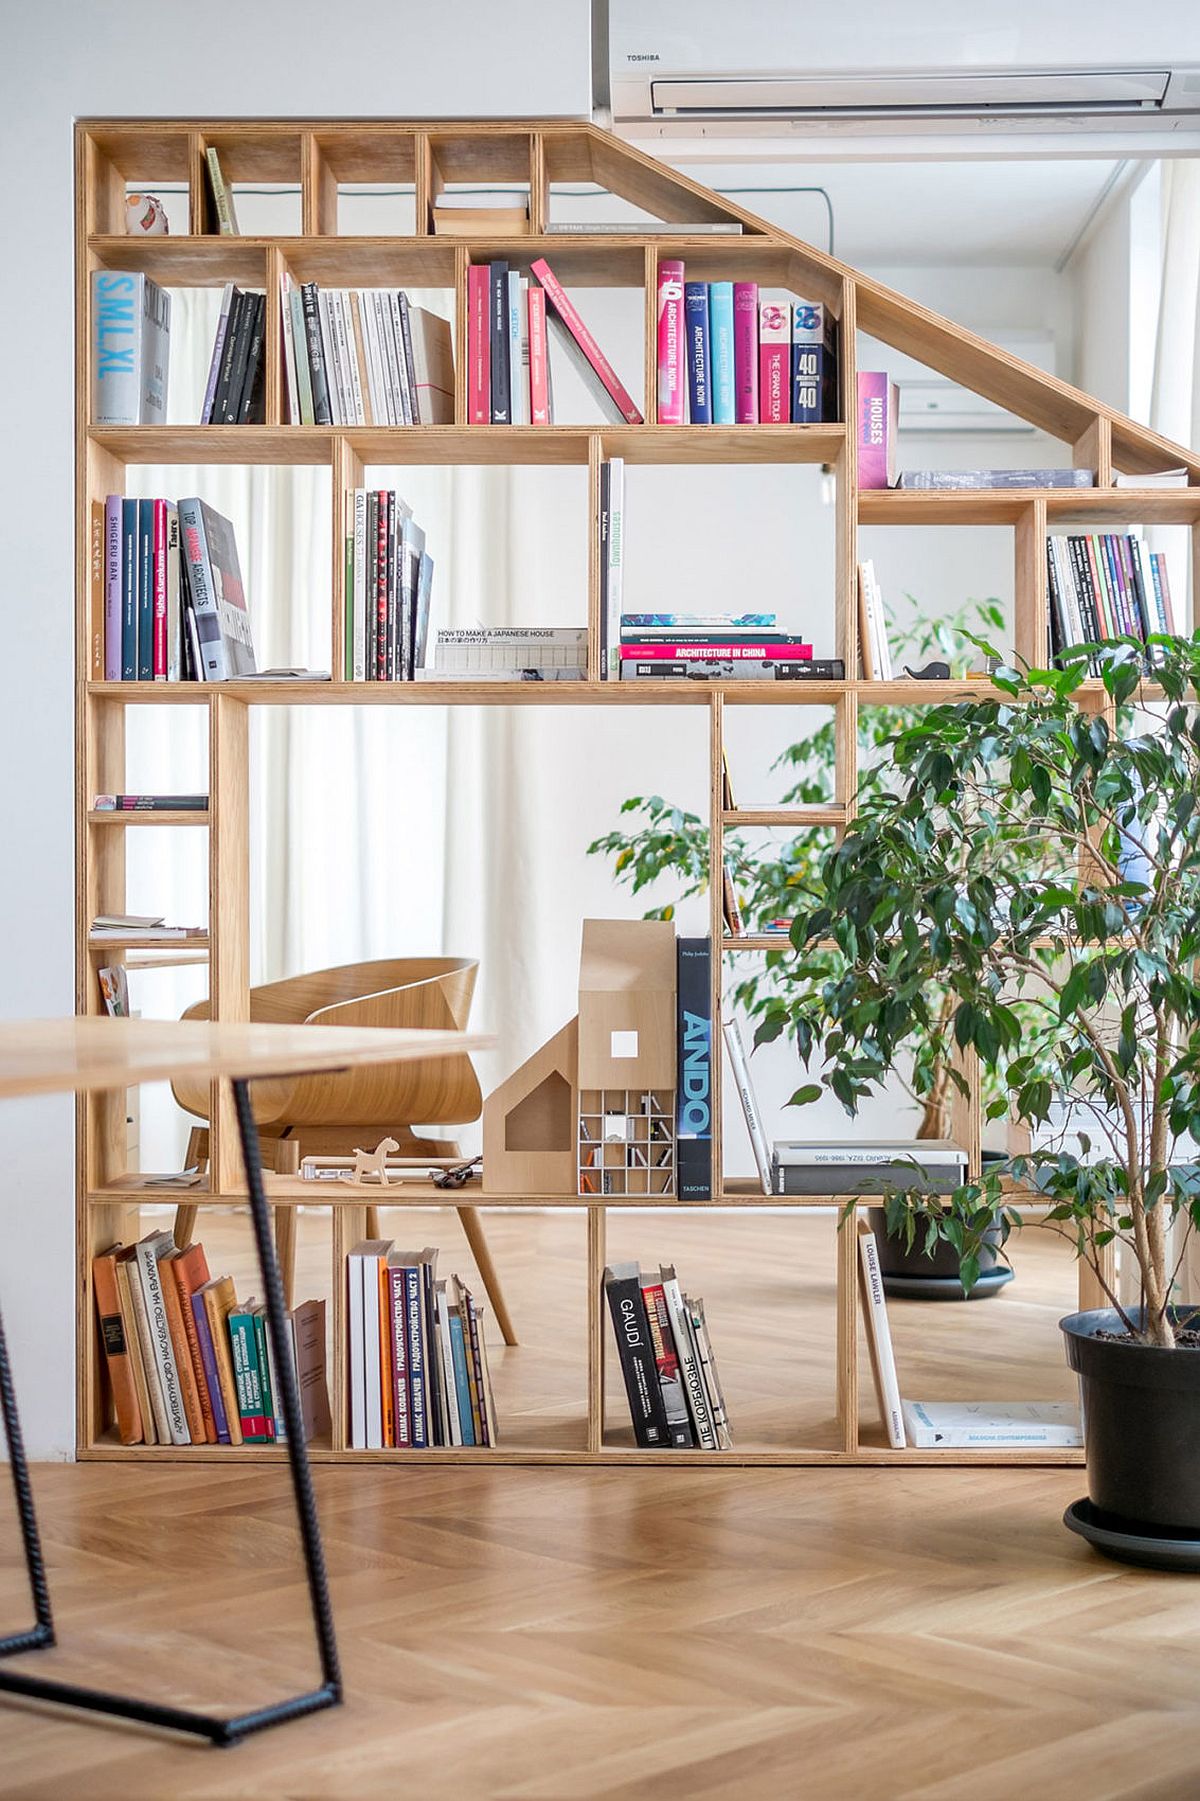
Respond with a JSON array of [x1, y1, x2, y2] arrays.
[[420, 1260, 444, 1447], [236, 294, 267, 424], [1121, 535, 1150, 642], [604, 1269, 672, 1447], [177, 544, 195, 680], [210, 288, 244, 425], [1045, 538, 1065, 665], [489, 261, 510, 424], [397, 292, 418, 424], [1067, 536, 1097, 645], [302, 283, 332, 426], [676, 937, 712, 1199], [220, 291, 256, 428]]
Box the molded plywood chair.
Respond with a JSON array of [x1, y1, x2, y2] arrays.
[[172, 958, 515, 1343]]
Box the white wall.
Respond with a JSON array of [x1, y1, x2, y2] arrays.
[[0, 0, 592, 1458]]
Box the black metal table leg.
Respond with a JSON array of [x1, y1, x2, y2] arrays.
[[0, 1076, 343, 1745]]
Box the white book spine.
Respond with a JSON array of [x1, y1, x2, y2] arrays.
[[661, 1271, 716, 1449], [289, 285, 314, 426], [359, 292, 384, 426], [339, 293, 366, 425], [508, 271, 526, 426], [279, 273, 300, 425], [385, 294, 411, 426], [722, 1016, 773, 1194], [142, 276, 170, 424], [347, 1250, 366, 1449], [689, 1299, 732, 1450], [135, 1237, 190, 1445], [364, 1251, 383, 1449], [858, 1225, 906, 1448], [316, 289, 342, 424], [518, 279, 530, 427], [606, 458, 624, 679]]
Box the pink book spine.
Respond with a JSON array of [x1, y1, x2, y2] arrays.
[[758, 301, 789, 424], [857, 372, 897, 489], [656, 259, 686, 424], [467, 265, 490, 425], [621, 641, 813, 661], [529, 258, 644, 425], [528, 284, 550, 424], [733, 282, 759, 423], [103, 494, 122, 682], [152, 498, 168, 680]]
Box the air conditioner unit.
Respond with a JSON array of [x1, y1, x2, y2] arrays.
[[608, 2, 1200, 157], [889, 333, 1055, 434]]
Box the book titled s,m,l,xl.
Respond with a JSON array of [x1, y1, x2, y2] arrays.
[[604, 1264, 673, 1446], [676, 937, 712, 1198], [900, 1400, 1081, 1448], [857, 1222, 906, 1448], [90, 271, 170, 425]]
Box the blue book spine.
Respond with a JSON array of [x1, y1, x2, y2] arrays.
[[684, 283, 711, 425], [190, 1292, 231, 1443], [791, 302, 834, 423], [404, 1267, 428, 1447], [448, 1311, 475, 1446], [709, 283, 735, 424], [136, 499, 154, 680], [120, 499, 138, 681]]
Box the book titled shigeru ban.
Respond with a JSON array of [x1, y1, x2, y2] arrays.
[[90, 271, 170, 425]]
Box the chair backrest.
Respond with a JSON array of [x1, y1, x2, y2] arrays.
[[172, 958, 483, 1128]]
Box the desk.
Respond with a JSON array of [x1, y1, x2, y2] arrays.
[[0, 1018, 490, 1745]]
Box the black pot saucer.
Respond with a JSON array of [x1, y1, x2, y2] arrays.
[[881, 1266, 1014, 1302], [1064, 1497, 1200, 1572]]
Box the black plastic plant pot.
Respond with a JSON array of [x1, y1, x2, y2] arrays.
[[867, 1208, 1010, 1299], [1062, 1308, 1200, 1534]]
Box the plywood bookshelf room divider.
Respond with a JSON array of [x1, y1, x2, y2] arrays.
[[76, 117, 1200, 1465]]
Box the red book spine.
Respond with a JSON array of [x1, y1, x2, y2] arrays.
[[152, 498, 168, 679], [656, 259, 686, 424], [528, 285, 550, 424], [733, 283, 759, 423], [529, 258, 644, 425], [388, 1268, 412, 1448], [467, 264, 491, 424], [621, 641, 813, 660]]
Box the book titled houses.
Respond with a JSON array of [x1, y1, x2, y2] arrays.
[[857, 372, 898, 489]]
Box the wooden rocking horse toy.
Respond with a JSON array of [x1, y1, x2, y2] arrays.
[[343, 1136, 400, 1185]]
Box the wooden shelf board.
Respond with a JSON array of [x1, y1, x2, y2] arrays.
[[87, 810, 209, 827], [724, 807, 844, 827], [78, 1440, 1084, 1467], [88, 679, 1047, 708], [92, 426, 335, 465], [88, 934, 209, 952], [860, 487, 1200, 526], [87, 1181, 839, 1208]]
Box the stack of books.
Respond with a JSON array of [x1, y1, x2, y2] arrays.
[[617, 611, 829, 683], [347, 1243, 497, 1449], [93, 1235, 330, 1447], [90, 912, 205, 944], [200, 285, 267, 424], [342, 488, 433, 681], [1047, 532, 1176, 665], [604, 1262, 732, 1449], [89, 271, 170, 425], [278, 275, 454, 426], [93, 495, 255, 682], [467, 257, 643, 426], [656, 267, 837, 425], [418, 626, 587, 682], [773, 1140, 968, 1197]]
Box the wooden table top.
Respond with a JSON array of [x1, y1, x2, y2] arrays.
[[0, 1018, 492, 1101]]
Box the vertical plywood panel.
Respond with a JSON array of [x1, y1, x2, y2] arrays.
[[1014, 497, 1048, 671], [837, 1210, 859, 1452], [587, 1204, 607, 1451], [708, 694, 724, 1195], [209, 695, 250, 1192]]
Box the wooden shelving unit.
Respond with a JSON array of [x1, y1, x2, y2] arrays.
[[76, 116, 1200, 1469]]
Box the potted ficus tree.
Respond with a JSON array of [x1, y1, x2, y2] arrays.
[[770, 634, 1200, 1557]]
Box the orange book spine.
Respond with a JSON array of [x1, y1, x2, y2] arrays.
[[92, 1245, 144, 1445], [379, 1259, 395, 1448], [159, 1251, 205, 1443], [170, 1245, 218, 1444]]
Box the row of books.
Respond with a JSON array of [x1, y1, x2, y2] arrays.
[[347, 1242, 497, 1449], [93, 1234, 331, 1447], [604, 1262, 731, 1449], [657, 270, 837, 426], [466, 257, 643, 427], [93, 495, 255, 682], [1047, 532, 1176, 664], [280, 276, 454, 427], [200, 283, 267, 424], [342, 488, 434, 680]]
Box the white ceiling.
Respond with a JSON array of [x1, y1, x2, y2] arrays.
[[669, 158, 1123, 268]]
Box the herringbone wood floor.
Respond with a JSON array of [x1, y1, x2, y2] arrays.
[[3, 1212, 1197, 1797]]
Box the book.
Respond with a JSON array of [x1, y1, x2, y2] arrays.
[[151, 498, 168, 679], [605, 458, 625, 680], [641, 1277, 693, 1446], [722, 858, 743, 936], [135, 1230, 190, 1446], [136, 499, 154, 680], [857, 1222, 905, 1448], [528, 282, 550, 424], [90, 271, 170, 426], [660, 1266, 717, 1450], [252, 1308, 280, 1441], [791, 302, 837, 424], [88, 499, 104, 680], [489, 261, 511, 425], [92, 1244, 144, 1444], [684, 282, 711, 425], [433, 202, 528, 236], [900, 1399, 1082, 1449], [201, 282, 235, 423], [507, 273, 526, 427], [898, 468, 1095, 490], [722, 1016, 773, 1195], [775, 1145, 966, 1195], [689, 1296, 732, 1450], [709, 282, 736, 424], [228, 1305, 270, 1441], [1114, 467, 1189, 489], [103, 494, 122, 682], [190, 1284, 232, 1444], [676, 937, 712, 1199], [301, 283, 332, 425], [157, 1247, 206, 1443], [93, 794, 208, 810], [447, 1285, 475, 1446], [604, 1264, 673, 1447], [774, 1139, 967, 1167], [621, 659, 843, 682], [546, 221, 743, 236], [205, 146, 240, 235], [168, 1242, 217, 1444], [657, 259, 686, 424], [198, 1276, 243, 1446], [97, 965, 129, 1017], [120, 497, 137, 680], [758, 300, 789, 424], [530, 258, 644, 425], [177, 498, 255, 679], [409, 306, 455, 425], [116, 1249, 159, 1444], [732, 282, 759, 423], [290, 1298, 332, 1444], [857, 373, 898, 490], [858, 560, 893, 682], [467, 264, 491, 424]]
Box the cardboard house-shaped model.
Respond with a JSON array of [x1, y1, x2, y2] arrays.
[[482, 919, 677, 1197]]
